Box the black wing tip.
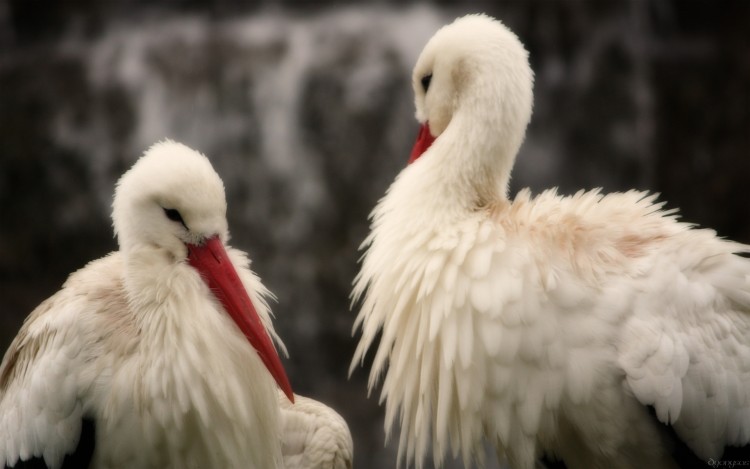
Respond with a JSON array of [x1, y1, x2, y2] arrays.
[[647, 405, 750, 469], [4, 417, 95, 469], [4, 458, 48, 469], [539, 454, 568, 469], [718, 445, 750, 466], [535, 407, 750, 469]]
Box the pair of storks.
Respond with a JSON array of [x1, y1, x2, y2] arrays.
[[2, 13, 749, 469]]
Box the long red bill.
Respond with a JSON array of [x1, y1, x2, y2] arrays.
[[408, 122, 436, 164], [188, 236, 294, 402]]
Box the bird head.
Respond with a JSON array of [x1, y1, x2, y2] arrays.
[[408, 14, 534, 167], [113, 140, 228, 258], [112, 140, 294, 402]]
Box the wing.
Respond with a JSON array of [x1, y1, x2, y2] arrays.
[[618, 237, 750, 462], [0, 289, 96, 469], [277, 391, 353, 469], [0, 253, 128, 469]]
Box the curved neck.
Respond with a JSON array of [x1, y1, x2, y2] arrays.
[[424, 57, 531, 208], [413, 110, 517, 211]]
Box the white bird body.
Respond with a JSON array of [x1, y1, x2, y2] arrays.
[[351, 14, 750, 469], [0, 141, 293, 469], [278, 392, 353, 469]]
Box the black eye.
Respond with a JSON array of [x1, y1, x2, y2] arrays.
[[163, 208, 185, 226], [421, 74, 432, 92]]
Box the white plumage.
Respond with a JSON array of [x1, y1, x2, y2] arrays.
[[0, 140, 346, 469], [278, 391, 353, 469], [351, 14, 750, 469]]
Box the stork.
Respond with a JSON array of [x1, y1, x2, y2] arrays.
[[351, 14, 750, 469], [0, 140, 298, 468]]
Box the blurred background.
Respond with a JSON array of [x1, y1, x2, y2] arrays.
[[1, 0, 749, 468]]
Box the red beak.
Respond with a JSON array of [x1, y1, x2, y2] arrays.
[[188, 236, 294, 403], [408, 122, 436, 164]]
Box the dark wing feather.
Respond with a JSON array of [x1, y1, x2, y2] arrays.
[[4, 418, 95, 469]]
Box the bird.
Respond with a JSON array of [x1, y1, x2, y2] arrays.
[[350, 13, 750, 469], [277, 390, 354, 469], [0, 140, 295, 469]]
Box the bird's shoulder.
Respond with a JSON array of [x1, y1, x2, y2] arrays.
[[485, 188, 750, 286], [409, 189, 678, 309], [497, 188, 683, 256], [1, 252, 129, 394]]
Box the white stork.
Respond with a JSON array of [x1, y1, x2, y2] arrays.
[[351, 13, 750, 469], [0, 140, 305, 468]]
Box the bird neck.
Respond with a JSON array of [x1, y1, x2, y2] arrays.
[[406, 110, 518, 224], [122, 245, 181, 309], [426, 60, 532, 209]]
